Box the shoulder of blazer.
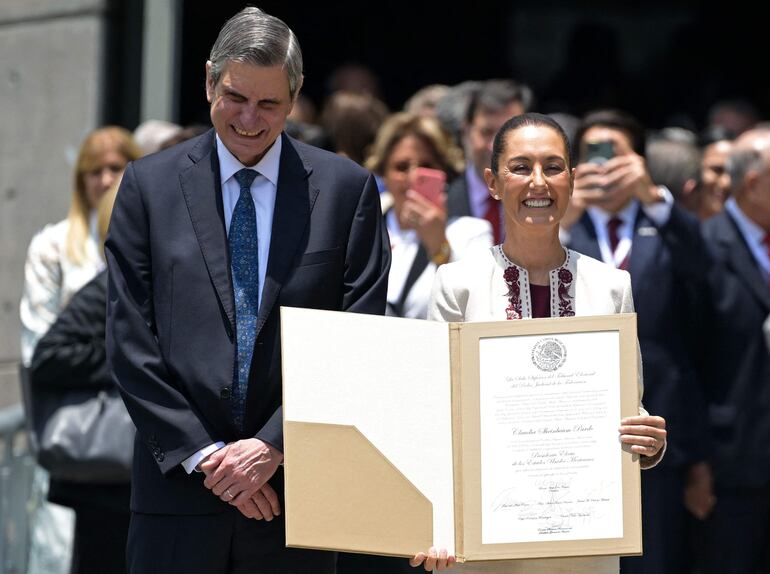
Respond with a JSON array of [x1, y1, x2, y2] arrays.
[[446, 175, 471, 219]]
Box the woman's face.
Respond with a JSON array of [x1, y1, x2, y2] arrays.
[[485, 124, 573, 232], [82, 149, 128, 209], [382, 134, 442, 207]]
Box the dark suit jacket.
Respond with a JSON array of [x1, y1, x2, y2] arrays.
[[31, 270, 131, 514], [701, 210, 770, 487], [446, 174, 472, 219], [105, 130, 390, 516], [568, 203, 711, 470]]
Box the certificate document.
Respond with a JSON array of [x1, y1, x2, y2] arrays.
[[282, 309, 641, 562], [479, 332, 622, 544]]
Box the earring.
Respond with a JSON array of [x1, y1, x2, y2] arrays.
[[493, 195, 500, 200]]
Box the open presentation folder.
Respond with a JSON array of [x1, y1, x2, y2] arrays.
[[281, 307, 642, 563]]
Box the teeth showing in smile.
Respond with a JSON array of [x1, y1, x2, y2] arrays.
[[523, 199, 552, 208], [234, 127, 260, 137]]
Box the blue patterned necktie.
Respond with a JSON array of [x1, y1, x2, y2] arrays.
[[229, 168, 259, 429]]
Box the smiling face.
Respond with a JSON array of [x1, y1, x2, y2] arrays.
[[206, 61, 296, 166], [485, 124, 573, 233]]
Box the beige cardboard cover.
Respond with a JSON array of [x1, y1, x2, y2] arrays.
[[283, 421, 432, 555]]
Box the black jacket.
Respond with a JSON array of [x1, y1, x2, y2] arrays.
[[31, 271, 130, 512]]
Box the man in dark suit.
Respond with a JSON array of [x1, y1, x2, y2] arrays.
[[105, 7, 390, 574], [698, 128, 770, 574], [445, 79, 532, 243], [563, 110, 711, 574]]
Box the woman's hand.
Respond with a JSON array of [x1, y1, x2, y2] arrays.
[[410, 547, 456, 571], [619, 415, 666, 465], [400, 190, 448, 257]]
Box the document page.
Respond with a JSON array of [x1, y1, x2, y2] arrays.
[[478, 331, 623, 544]]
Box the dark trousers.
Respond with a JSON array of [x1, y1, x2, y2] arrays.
[[693, 484, 770, 574], [127, 508, 336, 574], [621, 467, 686, 574], [71, 507, 131, 574], [337, 552, 413, 574]]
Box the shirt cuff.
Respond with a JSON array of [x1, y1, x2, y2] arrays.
[[181, 442, 226, 474], [641, 186, 673, 227]]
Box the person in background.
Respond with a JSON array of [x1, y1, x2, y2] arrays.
[[320, 91, 389, 166], [365, 112, 491, 319], [646, 137, 703, 215], [19, 125, 140, 574], [414, 112, 666, 573], [132, 119, 182, 156], [404, 84, 450, 118], [30, 181, 129, 574], [21, 125, 141, 367], [697, 127, 734, 220], [433, 80, 483, 148], [698, 128, 770, 574], [157, 124, 211, 151], [706, 99, 759, 139], [446, 79, 534, 244], [562, 109, 712, 574]]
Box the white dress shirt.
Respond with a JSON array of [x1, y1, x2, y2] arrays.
[[584, 188, 673, 267], [181, 134, 282, 474], [725, 197, 770, 283]]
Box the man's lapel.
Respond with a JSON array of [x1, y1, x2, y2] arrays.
[[720, 213, 770, 312], [256, 134, 320, 337], [571, 213, 603, 261], [179, 130, 236, 335], [627, 209, 658, 296]]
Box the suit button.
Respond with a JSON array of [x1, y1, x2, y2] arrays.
[[220, 387, 231, 400], [157, 452, 165, 462]]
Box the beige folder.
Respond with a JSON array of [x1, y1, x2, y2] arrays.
[[281, 307, 641, 562]]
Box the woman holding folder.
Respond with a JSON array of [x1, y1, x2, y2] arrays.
[[410, 113, 667, 573]]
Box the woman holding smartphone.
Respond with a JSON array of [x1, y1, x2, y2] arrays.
[[411, 113, 666, 573], [365, 112, 492, 319]]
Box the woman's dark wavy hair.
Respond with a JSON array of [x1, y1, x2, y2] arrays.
[[490, 113, 572, 174]]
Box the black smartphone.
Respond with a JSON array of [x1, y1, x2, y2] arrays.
[[583, 140, 614, 165]]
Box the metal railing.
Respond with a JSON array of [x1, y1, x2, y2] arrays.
[[0, 404, 34, 574]]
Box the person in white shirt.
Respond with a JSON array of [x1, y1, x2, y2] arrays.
[[366, 112, 492, 320]]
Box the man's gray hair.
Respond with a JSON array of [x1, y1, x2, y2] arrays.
[[209, 7, 303, 98], [726, 146, 763, 188], [646, 138, 701, 200]]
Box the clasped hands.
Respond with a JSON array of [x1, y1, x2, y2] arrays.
[[200, 438, 283, 521]]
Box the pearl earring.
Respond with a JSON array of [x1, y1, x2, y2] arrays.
[[494, 195, 500, 200]]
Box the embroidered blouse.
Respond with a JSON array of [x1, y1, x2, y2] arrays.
[[496, 244, 575, 320]]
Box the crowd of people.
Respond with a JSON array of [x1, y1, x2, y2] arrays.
[[18, 6, 770, 574]]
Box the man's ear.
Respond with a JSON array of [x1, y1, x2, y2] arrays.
[[205, 61, 215, 103], [682, 178, 698, 197], [288, 75, 305, 114]]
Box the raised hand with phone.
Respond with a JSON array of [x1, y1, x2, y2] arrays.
[[562, 125, 662, 231], [365, 113, 492, 320]]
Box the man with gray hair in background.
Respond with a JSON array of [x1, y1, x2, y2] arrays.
[[698, 128, 770, 573], [105, 7, 389, 573]]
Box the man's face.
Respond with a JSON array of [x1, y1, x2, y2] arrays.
[[465, 102, 523, 177], [206, 61, 295, 166]]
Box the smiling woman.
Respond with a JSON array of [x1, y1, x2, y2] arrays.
[[412, 113, 668, 574]]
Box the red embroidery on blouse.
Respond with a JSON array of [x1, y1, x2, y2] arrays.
[[557, 268, 574, 317], [503, 266, 522, 320]]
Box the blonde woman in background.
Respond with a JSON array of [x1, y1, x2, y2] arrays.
[[20, 127, 139, 574], [20, 126, 141, 365]]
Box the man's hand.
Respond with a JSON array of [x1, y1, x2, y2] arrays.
[[602, 154, 660, 205], [231, 483, 282, 521], [200, 438, 283, 518], [684, 461, 716, 520]]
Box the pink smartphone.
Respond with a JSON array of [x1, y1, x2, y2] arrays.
[[411, 167, 446, 207]]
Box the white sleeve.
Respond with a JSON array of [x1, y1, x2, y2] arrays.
[[181, 442, 226, 474]]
